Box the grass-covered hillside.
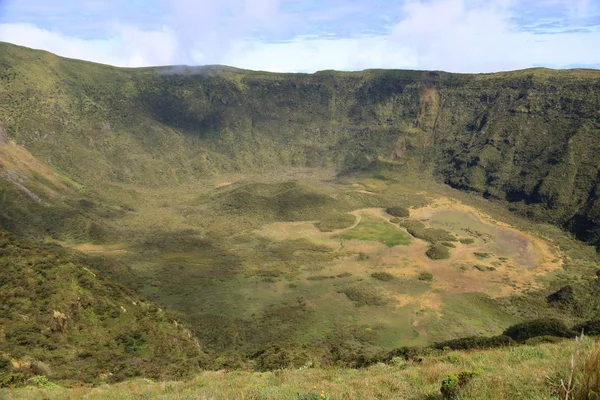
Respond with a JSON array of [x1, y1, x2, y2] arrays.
[[0, 231, 206, 386], [1, 42, 600, 246], [1, 42, 600, 397]]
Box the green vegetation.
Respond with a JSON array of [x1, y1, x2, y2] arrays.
[[337, 221, 411, 247], [2, 42, 600, 396], [371, 271, 395, 281], [0, 231, 204, 386], [418, 272, 434, 281], [426, 243, 451, 260], [502, 318, 576, 342], [4, 338, 600, 399], [385, 206, 410, 218], [400, 220, 456, 243], [314, 213, 356, 232], [339, 282, 388, 306], [474, 252, 491, 259], [440, 370, 481, 399]]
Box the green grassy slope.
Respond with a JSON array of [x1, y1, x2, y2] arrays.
[[0, 231, 205, 386]]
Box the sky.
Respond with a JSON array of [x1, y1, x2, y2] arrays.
[[0, 0, 599, 72]]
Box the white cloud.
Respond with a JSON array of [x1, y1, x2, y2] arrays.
[[0, 23, 179, 67], [0, 0, 599, 72]]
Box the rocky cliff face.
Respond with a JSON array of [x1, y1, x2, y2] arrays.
[[1, 42, 599, 245]]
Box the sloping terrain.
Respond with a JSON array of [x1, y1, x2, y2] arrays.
[[0, 231, 205, 386], [1, 42, 600, 393]]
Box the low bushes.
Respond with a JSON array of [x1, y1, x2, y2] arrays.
[[401, 220, 456, 243], [339, 283, 387, 306], [385, 206, 410, 218], [371, 271, 395, 281], [426, 243, 450, 260], [433, 335, 514, 351], [418, 272, 434, 281], [503, 318, 576, 342], [441, 370, 481, 399], [574, 320, 600, 336]]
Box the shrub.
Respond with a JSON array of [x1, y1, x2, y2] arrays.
[[386, 206, 409, 218], [474, 264, 496, 272], [0, 371, 25, 388], [389, 356, 407, 369], [400, 220, 456, 243], [433, 335, 514, 350], [340, 283, 387, 306], [418, 272, 433, 281], [315, 213, 356, 232], [252, 343, 309, 371], [440, 374, 459, 399], [426, 244, 450, 260], [385, 346, 426, 362], [371, 271, 395, 281], [547, 285, 576, 307], [441, 241, 456, 248], [28, 375, 60, 389], [441, 370, 481, 399], [503, 318, 576, 342], [473, 252, 490, 259], [573, 320, 600, 336], [459, 238, 475, 244]]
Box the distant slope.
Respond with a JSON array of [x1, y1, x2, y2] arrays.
[[0, 230, 205, 385], [1, 41, 600, 244]]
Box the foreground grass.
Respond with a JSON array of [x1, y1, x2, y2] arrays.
[[5, 339, 597, 400]]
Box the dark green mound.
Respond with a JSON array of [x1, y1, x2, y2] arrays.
[[426, 243, 451, 260], [385, 206, 410, 218], [339, 282, 387, 307], [315, 213, 356, 232], [400, 220, 456, 243]]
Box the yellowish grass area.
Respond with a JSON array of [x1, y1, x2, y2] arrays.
[[57, 241, 129, 254], [0, 141, 74, 196], [254, 197, 564, 341], [5, 338, 594, 400]]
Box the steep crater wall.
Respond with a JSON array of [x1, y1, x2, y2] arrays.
[[1, 43, 600, 246]]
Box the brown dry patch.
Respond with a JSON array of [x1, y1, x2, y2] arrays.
[[410, 197, 511, 228], [394, 292, 442, 313], [215, 181, 233, 188], [393, 294, 416, 308], [59, 242, 128, 255], [254, 201, 562, 301]]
